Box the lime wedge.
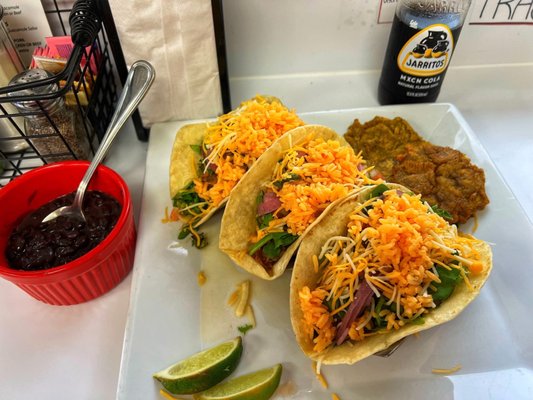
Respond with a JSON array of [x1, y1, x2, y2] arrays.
[[153, 336, 243, 394], [193, 364, 283, 400]]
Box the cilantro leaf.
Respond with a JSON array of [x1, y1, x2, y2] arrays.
[[189, 144, 202, 154], [362, 184, 391, 216], [429, 265, 462, 304], [178, 225, 191, 240], [257, 213, 274, 229], [411, 316, 426, 325], [248, 232, 298, 260], [431, 205, 453, 220], [173, 182, 207, 216], [256, 191, 264, 206], [177, 225, 208, 248], [369, 183, 390, 199], [255, 191, 276, 229], [192, 232, 208, 249], [273, 173, 300, 189], [373, 296, 387, 328], [238, 324, 253, 335]]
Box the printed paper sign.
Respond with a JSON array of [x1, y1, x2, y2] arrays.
[[1, 0, 53, 67], [470, 0, 533, 24], [378, 0, 398, 24]]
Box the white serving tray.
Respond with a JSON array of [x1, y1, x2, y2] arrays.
[[117, 104, 533, 399]]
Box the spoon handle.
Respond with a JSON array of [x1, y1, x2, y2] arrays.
[[73, 60, 155, 208]]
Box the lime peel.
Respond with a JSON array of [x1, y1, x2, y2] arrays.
[[153, 336, 243, 395], [193, 363, 283, 400]]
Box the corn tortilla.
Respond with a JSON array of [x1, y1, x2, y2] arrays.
[[168, 95, 303, 232], [169, 123, 209, 199], [289, 184, 492, 365], [219, 124, 352, 280]]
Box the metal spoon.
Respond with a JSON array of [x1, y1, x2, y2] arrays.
[[373, 337, 407, 358], [42, 60, 155, 223]]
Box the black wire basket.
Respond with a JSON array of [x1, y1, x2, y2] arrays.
[[0, 0, 134, 187]]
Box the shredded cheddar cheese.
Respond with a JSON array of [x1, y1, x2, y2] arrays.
[[251, 137, 378, 246], [174, 95, 304, 231], [227, 289, 240, 306], [227, 279, 255, 331], [246, 304, 256, 328], [161, 207, 170, 223], [300, 189, 486, 353], [471, 213, 479, 234], [161, 207, 180, 224], [312, 361, 329, 388], [235, 280, 251, 317], [197, 271, 206, 286], [432, 364, 462, 374]]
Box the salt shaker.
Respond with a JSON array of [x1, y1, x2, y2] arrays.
[[8, 68, 91, 162]]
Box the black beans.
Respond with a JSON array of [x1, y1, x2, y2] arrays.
[[6, 191, 121, 271]]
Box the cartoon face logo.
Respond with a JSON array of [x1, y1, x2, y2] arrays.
[[431, 40, 449, 57], [412, 43, 427, 58], [412, 30, 450, 59], [397, 24, 454, 77]]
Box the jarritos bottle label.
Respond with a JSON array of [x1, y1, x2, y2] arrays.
[[397, 24, 454, 77]]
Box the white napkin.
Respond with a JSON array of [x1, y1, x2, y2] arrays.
[[108, 0, 223, 127]]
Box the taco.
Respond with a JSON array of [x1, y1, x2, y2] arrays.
[[219, 125, 378, 280], [168, 95, 304, 247], [290, 183, 492, 365]]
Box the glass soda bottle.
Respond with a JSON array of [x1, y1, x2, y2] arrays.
[[378, 0, 472, 105]]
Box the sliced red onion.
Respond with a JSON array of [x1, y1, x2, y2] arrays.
[[335, 279, 374, 346], [257, 190, 282, 216]]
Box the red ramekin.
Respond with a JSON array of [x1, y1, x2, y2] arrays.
[[0, 161, 136, 305]]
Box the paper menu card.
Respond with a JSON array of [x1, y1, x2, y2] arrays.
[[1, 0, 52, 68]]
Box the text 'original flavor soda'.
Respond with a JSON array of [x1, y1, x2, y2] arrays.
[[378, 0, 472, 104]]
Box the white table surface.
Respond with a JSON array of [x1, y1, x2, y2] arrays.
[[0, 67, 532, 399]]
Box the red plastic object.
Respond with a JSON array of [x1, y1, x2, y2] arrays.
[[0, 161, 136, 305]]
